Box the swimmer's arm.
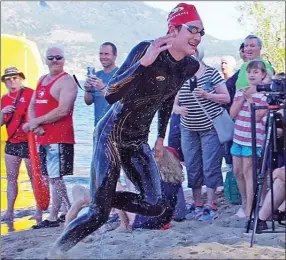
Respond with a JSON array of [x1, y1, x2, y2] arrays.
[[105, 41, 151, 104], [158, 93, 176, 139]]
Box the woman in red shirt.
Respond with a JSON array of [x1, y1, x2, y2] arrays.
[[1, 66, 42, 222]]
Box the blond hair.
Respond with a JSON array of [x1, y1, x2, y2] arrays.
[[154, 147, 184, 185]]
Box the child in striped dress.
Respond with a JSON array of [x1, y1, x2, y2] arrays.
[[230, 60, 269, 220]]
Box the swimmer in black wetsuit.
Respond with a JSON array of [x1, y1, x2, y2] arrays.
[[48, 3, 204, 257]]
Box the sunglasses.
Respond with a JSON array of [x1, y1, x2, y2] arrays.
[[182, 24, 205, 36], [189, 76, 197, 92], [4, 76, 19, 81], [47, 55, 64, 61]]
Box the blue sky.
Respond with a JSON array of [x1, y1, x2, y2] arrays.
[[143, 1, 249, 40]]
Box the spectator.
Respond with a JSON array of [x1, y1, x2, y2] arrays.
[[274, 73, 286, 167], [236, 35, 274, 90], [222, 42, 250, 171], [23, 46, 78, 229], [250, 166, 285, 232], [239, 42, 247, 62], [221, 55, 236, 80], [230, 60, 269, 220], [84, 42, 119, 199], [224, 42, 247, 108], [1, 66, 42, 222], [220, 55, 236, 171], [174, 49, 230, 222], [84, 42, 118, 127]]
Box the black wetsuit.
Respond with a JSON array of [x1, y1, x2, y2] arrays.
[[55, 40, 199, 252]]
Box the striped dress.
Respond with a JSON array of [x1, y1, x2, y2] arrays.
[[233, 89, 267, 147]]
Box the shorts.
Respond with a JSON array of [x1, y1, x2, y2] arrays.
[[231, 142, 262, 157], [5, 141, 29, 159], [39, 143, 74, 179]]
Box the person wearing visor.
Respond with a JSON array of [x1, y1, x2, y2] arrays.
[[47, 3, 204, 258], [1, 66, 42, 222]]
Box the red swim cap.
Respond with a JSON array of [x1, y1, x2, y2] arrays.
[[167, 3, 201, 30]]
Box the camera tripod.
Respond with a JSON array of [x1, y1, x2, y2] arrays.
[[246, 102, 286, 247]]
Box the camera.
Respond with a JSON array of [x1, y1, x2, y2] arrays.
[[257, 78, 286, 105], [257, 78, 286, 93]]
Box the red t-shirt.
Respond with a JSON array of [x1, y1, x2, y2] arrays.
[[1, 87, 34, 143]]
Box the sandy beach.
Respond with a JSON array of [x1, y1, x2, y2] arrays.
[[1, 191, 285, 260]]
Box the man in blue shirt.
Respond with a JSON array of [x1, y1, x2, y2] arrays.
[[84, 42, 118, 126]]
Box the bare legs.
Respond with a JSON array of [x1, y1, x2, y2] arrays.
[[1, 154, 44, 222], [232, 156, 247, 218], [47, 177, 71, 221], [24, 158, 43, 222], [259, 167, 285, 221], [1, 154, 22, 221]]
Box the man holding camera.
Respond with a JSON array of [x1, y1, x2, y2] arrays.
[[84, 42, 118, 127]]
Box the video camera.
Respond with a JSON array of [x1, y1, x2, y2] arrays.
[[257, 78, 286, 105]]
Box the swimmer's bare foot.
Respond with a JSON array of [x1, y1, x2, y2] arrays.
[[1, 213, 14, 222], [47, 247, 68, 259]]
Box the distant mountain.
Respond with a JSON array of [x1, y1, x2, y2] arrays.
[[1, 1, 243, 77]]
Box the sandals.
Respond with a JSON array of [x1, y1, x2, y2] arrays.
[[32, 219, 60, 229], [277, 211, 286, 226], [57, 214, 66, 223]]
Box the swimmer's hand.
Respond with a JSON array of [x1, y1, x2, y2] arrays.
[[140, 33, 175, 67], [154, 137, 164, 162]]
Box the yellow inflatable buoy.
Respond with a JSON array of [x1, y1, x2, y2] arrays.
[[1, 33, 44, 141], [1, 34, 44, 220]]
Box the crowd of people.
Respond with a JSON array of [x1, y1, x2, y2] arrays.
[[0, 2, 285, 258]]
